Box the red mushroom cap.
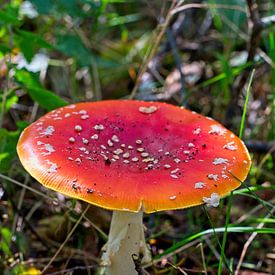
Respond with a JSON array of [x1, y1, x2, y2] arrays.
[[17, 100, 251, 213]]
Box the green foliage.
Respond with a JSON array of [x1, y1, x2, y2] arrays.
[[14, 70, 68, 110], [15, 30, 53, 62], [0, 9, 20, 26], [206, 0, 246, 33], [0, 128, 20, 172], [0, 91, 18, 113], [0, 227, 12, 256], [55, 34, 93, 67]]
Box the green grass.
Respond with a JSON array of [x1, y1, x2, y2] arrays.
[[217, 69, 255, 274]]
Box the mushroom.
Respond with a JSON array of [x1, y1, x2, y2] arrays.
[[17, 100, 251, 274]]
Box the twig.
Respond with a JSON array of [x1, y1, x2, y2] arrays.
[[143, 239, 200, 268], [166, 27, 186, 105], [166, 261, 188, 275], [246, 0, 263, 62], [73, 26, 102, 100], [234, 208, 275, 275], [171, 3, 247, 16], [236, 199, 275, 224], [11, 174, 30, 234], [197, 242, 208, 275], [129, 0, 178, 99]]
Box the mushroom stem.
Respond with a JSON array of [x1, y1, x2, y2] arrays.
[[101, 211, 151, 275]]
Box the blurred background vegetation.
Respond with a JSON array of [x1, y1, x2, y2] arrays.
[[0, 0, 274, 274]]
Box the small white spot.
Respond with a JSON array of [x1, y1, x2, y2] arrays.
[[123, 160, 130, 164], [37, 141, 44, 146], [107, 140, 114, 147], [171, 168, 179, 174], [123, 152, 130, 158], [82, 138, 89, 145], [164, 152, 170, 156], [69, 137, 75, 143], [100, 154, 108, 160], [222, 175, 229, 179], [142, 157, 154, 163], [75, 158, 82, 163], [195, 182, 206, 189], [137, 148, 145, 152], [223, 141, 237, 151], [47, 163, 57, 173], [170, 174, 178, 179], [100, 145, 107, 150], [188, 143, 195, 148], [139, 106, 158, 114], [136, 140, 142, 145], [131, 157, 139, 162], [91, 134, 99, 140], [141, 152, 149, 158], [79, 110, 87, 115], [164, 164, 171, 169], [174, 158, 181, 163], [41, 144, 55, 156], [193, 127, 201, 135], [208, 125, 226, 135], [169, 195, 177, 200], [81, 115, 89, 120], [65, 104, 76, 109], [111, 135, 119, 142], [207, 174, 219, 181], [183, 150, 190, 155], [120, 144, 126, 148], [113, 155, 120, 160], [68, 157, 74, 161], [203, 193, 220, 207], [243, 160, 248, 164], [213, 158, 229, 165], [94, 124, 104, 131], [64, 113, 71, 118], [147, 163, 154, 168], [40, 125, 55, 136], [75, 125, 82, 132], [128, 145, 134, 150], [114, 148, 123, 155]]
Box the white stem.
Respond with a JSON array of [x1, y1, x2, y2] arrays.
[[101, 211, 151, 275]]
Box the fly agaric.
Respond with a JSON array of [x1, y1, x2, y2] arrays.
[[17, 100, 251, 274]]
